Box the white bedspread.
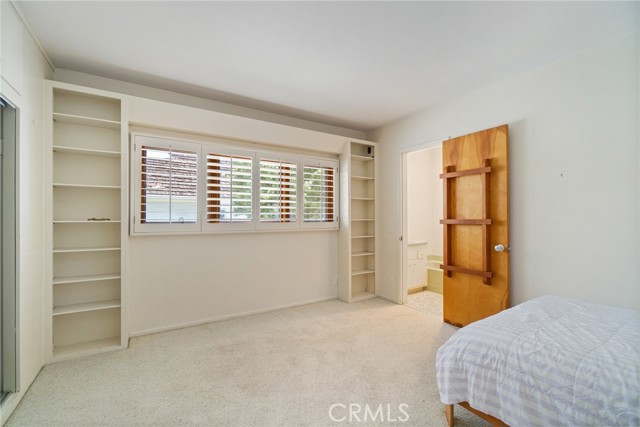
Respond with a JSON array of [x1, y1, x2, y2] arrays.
[[436, 296, 639, 426]]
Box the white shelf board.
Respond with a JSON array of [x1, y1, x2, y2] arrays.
[[53, 337, 123, 361], [53, 112, 120, 129], [53, 299, 121, 316], [351, 197, 374, 201], [352, 252, 375, 257], [351, 175, 374, 181], [351, 235, 375, 239], [350, 291, 376, 302], [53, 247, 120, 254], [53, 273, 121, 285], [351, 154, 374, 161], [53, 183, 120, 190], [352, 218, 374, 222], [352, 269, 375, 276], [53, 145, 120, 157], [53, 220, 121, 224]]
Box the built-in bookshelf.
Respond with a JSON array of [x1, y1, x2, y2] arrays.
[[44, 81, 128, 362], [339, 140, 377, 302]]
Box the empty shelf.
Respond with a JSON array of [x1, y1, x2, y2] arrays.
[[53, 145, 120, 157], [53, 183, 120, 190], [53, 299, 121, 316], [352, 269, 375, 276], [53, 273, 121, 285], [53, 247, 120, 253], [53, 112, 120, 129], [350, 291, 376, 302], [53, 337, 122, 361], [351, 154, 374, 161], [351, 252, 375, 257]]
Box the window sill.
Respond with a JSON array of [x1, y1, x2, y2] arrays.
[[129, 226, 339, 237]]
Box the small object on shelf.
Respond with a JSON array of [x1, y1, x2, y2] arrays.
[[87, 217, 111, 222]]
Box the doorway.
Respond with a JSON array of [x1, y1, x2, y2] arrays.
[[401, 143, 444, 317], [1, 96, 18, 404]]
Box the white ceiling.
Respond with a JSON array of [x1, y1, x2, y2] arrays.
[[17, 1, 639, 131]]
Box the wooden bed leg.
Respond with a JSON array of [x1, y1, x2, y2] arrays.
[[445, 404, 454, 427]]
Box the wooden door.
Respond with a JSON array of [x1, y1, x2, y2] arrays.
[[441, 125, 509, 327]]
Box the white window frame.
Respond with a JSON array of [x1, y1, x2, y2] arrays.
[[300, 157, 339, 230], [131, 132, 339, 235]]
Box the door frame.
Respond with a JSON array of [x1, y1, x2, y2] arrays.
[[399, 138, 447, 304], [0, 92, 20, 406]]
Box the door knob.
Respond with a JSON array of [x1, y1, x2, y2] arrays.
[[494, 244, 505, 252]]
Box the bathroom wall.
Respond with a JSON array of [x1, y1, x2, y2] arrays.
[[406, 145, 442, 256]]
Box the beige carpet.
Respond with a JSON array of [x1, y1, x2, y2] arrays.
[[7, 298, 487, 427], [406, 291, 443, 319]]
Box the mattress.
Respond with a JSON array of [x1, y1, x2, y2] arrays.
[[436, 295, 640, 426]]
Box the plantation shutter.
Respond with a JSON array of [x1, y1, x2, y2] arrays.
[[133, 133, 338, 234], [303, 165, 335, 223], [206, 153, 253, 223], [259, 159, 297, 223], [140, 145, 198, 224]]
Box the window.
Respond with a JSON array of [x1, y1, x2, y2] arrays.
[[259, 159, 297, 225], [302, 160, 336, 227], [206, 153, 253, 224], [134, 136, 200, 232], [132, 133, 338, 234], [141, 146, 198, 223]]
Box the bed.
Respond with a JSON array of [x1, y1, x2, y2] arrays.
[[436, 295, 640, 426]]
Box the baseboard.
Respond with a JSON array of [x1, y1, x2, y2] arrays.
[[130, 296, 338, 338], [1, 364, 44, 426], [375, 294, 402, 305]]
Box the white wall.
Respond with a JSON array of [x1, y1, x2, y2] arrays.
[[406, 146, 442, 255], [124, 96, 349, 336], [0, 1, 53, 423], [406, 149, 429, 244], [53, 78, 359, 337], [54, 69, 365, 140], [127, 96, 352, 155], [369, 33, 640, 310], [129, 232, 337, 335]]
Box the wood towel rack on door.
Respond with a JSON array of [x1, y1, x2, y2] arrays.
[[440, 159, 493, 285]]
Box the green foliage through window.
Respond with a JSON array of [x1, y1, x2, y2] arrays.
[[303, 166, 334, 222]]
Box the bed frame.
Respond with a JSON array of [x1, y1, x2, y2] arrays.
[[445, 403, 508, 427]]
